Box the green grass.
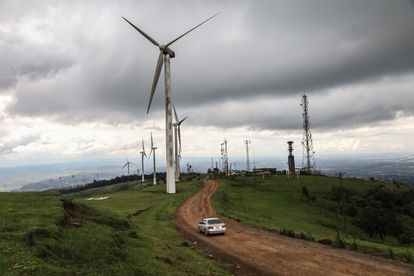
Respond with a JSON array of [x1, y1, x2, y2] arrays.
[[0, 180, 230, 275], [212, 175, 414, 261]]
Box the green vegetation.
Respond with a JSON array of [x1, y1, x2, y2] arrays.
[[0, 179, 229, 275], [212, 175, 414, 262]]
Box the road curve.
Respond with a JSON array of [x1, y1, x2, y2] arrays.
[[173, 179, 414, 275]]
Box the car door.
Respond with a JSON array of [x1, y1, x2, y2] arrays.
[[199, 220, 206, 231]]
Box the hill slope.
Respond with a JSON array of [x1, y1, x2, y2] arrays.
[[0, 180, 229, 275], [213, 175, 414, 262]]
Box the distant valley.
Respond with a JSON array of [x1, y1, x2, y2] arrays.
[[0, 152, 413, 192]]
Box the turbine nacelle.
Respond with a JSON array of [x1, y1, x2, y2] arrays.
[[159, 45, 175, 58]]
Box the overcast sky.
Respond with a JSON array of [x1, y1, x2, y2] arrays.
[[0, 0, 414, 167]]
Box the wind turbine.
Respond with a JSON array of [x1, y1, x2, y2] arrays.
[[140, 139, 147, 183], [149, 132, 157, 185], [173, 104, 187, 181], [122, 12, 220, 194], [122, 157, 136, 179]]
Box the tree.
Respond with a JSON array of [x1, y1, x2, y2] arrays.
[[356, 205, 402, 240], [329, 186, 353, 237]]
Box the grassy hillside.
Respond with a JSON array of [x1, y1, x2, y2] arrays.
[[0, 180, 229, 275], [212, 175, 414, 262]]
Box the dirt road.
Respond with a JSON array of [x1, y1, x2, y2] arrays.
[[174, 179, 414, 275]]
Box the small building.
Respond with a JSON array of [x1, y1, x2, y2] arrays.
[[262, 171, 272, 179], [252, 168, 277, 175]]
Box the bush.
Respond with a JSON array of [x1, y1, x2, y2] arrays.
[[401, 251, 413, 263], [356, 205, 402, 240], [388, 249, 395, 259], [346, 204, 358, 217], [279, 228, 295, 238], [398, 233, 412, 245], [298, 232, 315, 241], [301, 186, 310, 199], [334, 235, 346, 248]]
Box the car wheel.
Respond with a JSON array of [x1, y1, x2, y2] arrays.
[[204, 230, 208, 236]]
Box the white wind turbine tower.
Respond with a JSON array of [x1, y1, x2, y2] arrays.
[[122, 12, 220, 194], [140, 139, 147, 183], [173, 104, 188, 181], [149, 132, 157, 185]]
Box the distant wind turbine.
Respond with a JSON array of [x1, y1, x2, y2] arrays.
[[122, 12, 220, 194], [140, 139, 147, 183], [122, 157, 136, 178], [149, 132, 157, 185], [173, 104, 187, 181]]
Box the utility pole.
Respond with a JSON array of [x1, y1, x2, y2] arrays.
[[301, 93, 316, 172]]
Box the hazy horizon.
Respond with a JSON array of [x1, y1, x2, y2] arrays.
[[1, 151, 413, 192]]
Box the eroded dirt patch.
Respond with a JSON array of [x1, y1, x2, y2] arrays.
[[61, 200, 81, 228]]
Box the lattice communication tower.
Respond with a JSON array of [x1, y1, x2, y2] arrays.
[[220, 139, 229, 176], [301, 93, 316, 171]]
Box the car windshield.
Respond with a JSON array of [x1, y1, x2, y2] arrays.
[[208, 219, 222, 224]]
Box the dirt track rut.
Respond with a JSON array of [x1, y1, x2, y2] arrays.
[[174, 179, 414, 275]]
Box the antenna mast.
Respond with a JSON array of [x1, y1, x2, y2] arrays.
[[301, 93, 316, 172], [245, 140, 251, 172], [221, 139, 229, 176]]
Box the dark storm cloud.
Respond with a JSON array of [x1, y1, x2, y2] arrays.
[[185, 74, 414, 131], [2, 0, 414, 130], [172, 0, 414, 103]]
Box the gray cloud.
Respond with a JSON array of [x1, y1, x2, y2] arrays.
[[0, 134, 40, 154], [1, 0, 414, 131]]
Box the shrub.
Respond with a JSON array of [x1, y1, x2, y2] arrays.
[[401, 251, 413, 263], [398, 233, 412, 245], [279, 228, 295, 238], [388, 249, 395, 259], [298, 232, 315, 241], [334, 235, 346, 248], [301, 186, 310, 199]]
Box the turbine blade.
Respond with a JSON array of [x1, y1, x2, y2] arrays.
[[166, 12, 221, 47], [151, 132, 154, 148], [122, 163, 128, 169], [122, 17, 160, 47], [179, 116, 188, 125], [147, 51, 164, 114], [142, 139, 148, 157], [178, 126, 182, 154], [173, 103, 179, 123]]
